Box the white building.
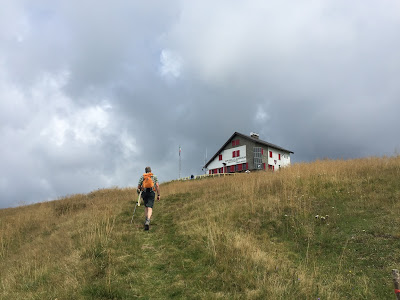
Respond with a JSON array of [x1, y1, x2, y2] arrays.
[[204, 132, 293, 174]]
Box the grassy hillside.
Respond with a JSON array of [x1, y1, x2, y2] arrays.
[[1, 156, 400, 299]]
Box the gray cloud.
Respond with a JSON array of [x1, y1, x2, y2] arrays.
[[1, 0, 400, 208]]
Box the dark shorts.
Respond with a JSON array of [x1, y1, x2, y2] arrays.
[[142, 191, 155, 208]]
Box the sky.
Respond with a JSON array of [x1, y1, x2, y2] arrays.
[[1, 0, 399, 208]]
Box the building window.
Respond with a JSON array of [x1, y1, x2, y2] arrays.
[[230, 165, 235, 172], [219, 167, 223, 173], [242, 163, 247, 170], [238, 164, 243, 171], [254, 147, 262, 169], [269, 151, 272, 158], [219, 154, 222, 161], [232, 139, 240, 147]]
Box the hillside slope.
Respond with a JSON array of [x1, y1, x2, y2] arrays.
[[1, 156, 400, 299]]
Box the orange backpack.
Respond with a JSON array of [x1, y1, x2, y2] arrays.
[[142, 173, 154, 189]]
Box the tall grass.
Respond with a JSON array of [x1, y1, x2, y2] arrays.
[[1, 156, 400, 299]]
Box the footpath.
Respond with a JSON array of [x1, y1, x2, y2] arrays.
[[97, 193, 212, 299]]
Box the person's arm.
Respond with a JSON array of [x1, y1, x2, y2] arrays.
[[137, 176, 143, 193], [155, 182, 160, 200]]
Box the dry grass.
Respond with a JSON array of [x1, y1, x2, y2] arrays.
[[1, 156, 400, 299]]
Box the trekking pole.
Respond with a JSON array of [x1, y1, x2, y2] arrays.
[[393, 269, 400, 300], [131, 190, 142, 223]]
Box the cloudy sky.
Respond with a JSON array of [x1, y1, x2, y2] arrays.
[[1, 0, 399, 208]]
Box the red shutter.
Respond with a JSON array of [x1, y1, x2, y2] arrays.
[[232, 151, 235, 158], [261, 148, 264, 155], [209, 170, 212, 174], [238, 164, 242, 171], [279, 154, 281, 160], [269, 151, 272, 158], [219, 154, 222, 161], [232, 141, 235, 147], [263, 163, 266, 170], [237, 150, 240, 157], [230, 166, 235, 172]]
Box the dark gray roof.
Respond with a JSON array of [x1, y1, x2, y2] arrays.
[[204, 132, 294, 168]]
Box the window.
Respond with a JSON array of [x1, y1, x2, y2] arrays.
[[242, 163, 247, 170], [219, 154, 222, 161], [238, 164, 243, 171], [254, 147, 262, 169], [230, 165, 235, 172], [278, 154, 281, 160], [232, 139, 239, 146], [219, 167, 223, 173], [269, 151, 272, 158]]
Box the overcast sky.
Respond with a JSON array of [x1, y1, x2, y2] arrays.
[[1, 0, 399, 208]]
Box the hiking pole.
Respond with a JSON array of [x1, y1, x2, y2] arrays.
[[131, 190, 142, 223]]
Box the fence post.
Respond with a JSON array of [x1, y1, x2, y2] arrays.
[[392, 269, 400, 300]]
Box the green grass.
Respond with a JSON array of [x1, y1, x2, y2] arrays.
[[1, 156, 400, 299]]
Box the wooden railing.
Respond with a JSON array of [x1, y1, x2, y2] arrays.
[[178, 173, 236, 181]]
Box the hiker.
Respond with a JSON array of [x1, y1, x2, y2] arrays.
[[137, 166, 160, 230]]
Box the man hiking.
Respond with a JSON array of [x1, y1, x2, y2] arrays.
[[137, 166, 160, 231]]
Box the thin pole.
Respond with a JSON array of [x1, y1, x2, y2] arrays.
[[179, 145, 181, 179], [392, 269, 400, 300]]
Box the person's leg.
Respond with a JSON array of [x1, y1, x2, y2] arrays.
[[146, 207, 153, 220], [144, 192, 155, 230]]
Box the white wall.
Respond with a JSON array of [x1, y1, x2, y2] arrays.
[[267, 148, 291, 170], [207, 145, 247, 170]]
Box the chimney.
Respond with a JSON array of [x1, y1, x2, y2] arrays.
[[250, 132, 259, 139]]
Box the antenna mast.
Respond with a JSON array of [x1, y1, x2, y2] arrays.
[[179, 145, 181, 179], [204, 148, 207, 174]]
